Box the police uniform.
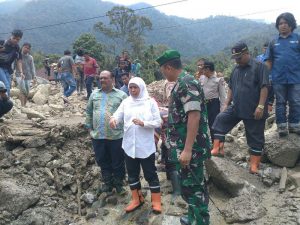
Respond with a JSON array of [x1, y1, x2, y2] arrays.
[[202, 72, 226, 141], [157, 50, 211, 225]]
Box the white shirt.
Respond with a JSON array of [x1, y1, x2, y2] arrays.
[[113, 97, 161, 159]]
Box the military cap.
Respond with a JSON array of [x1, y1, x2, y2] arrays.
[[156, 50, 180, 66], [231, 42, 249, 59]]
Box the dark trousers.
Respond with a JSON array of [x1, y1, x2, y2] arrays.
[[125, 153, 160, 193], [76, 71, 84, 93], [212, 105, 266, 156], [161, 143, 176, 175], [85, 76, 95, 99], [0, 99, 13, 118], [92, 138, 125, 181], [206, 98, 220, 142]]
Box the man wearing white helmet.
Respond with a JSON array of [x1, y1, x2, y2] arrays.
[[0, 81, 13, 121]]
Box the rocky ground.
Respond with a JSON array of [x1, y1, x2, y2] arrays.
[[0, 80, 300, 225]]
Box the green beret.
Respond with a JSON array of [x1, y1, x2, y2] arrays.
[[156, 49, 180, 66]]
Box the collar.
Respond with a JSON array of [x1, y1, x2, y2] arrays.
[[278, 32, 294, 39], [98, 87, 118, 93]]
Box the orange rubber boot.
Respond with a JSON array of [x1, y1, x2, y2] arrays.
[[249, 155, 261, 174], [151, 192, 162, 214], [211, 139, 224, 157], [125, 189, 144, 213]]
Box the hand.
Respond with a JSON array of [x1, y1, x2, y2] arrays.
[[179, 149, 192, 168], [268, 105, 273, 113], [20, 73, 25, 79], [132, 118, 144, 127], [109, 118, 117, 129], [221, 104, 228, 112], [254, 107, 264, 120], [32, 78, 37, 86]]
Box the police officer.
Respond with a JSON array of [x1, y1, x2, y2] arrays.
[[211, 42, 269, 174], [202, 61, 226, 142], [0, 81, 13, 121], [157, 50, 211, 225]]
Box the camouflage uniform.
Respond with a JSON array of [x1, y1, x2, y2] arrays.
[[167, 71, 211, 225]]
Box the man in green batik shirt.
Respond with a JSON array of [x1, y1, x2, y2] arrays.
[[156, 50, 211, 225], [85, 70, 128, 195]]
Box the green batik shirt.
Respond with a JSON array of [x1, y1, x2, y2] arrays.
[[85, 88, 128, 140], [167, 71, 211, 164]]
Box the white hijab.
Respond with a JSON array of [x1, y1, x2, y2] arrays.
[[128, 77, 150, 102]]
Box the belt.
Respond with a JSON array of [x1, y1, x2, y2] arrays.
[[205, 98, 219, 103]]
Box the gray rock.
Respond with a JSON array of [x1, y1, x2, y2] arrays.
[[206, 158, 247, 197], [81, 192, 96, 204], [265, 131, 300, 167], [225, 134, 235, 143], [21, 108, 46, 120], [22, 136, 47, 148], [32, 84, 50, 105], [0, 179, 40, 218], [223, 194, 266, 223]]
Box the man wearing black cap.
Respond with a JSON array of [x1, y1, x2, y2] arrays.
[[157, 50, 211, 225], [211, 42, 269, 174], [0, 81, 13, 122]]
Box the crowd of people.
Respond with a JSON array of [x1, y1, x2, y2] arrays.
[[0, 12, 299, 225]]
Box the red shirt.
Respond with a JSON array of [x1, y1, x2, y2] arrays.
[[83, 57, 98, 76]]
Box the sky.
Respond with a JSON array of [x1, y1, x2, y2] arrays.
[[0, 0, 299, 23], [102, 0, 300, 24]]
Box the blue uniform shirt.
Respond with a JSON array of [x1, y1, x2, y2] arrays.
[[265, 32, 300, 84]]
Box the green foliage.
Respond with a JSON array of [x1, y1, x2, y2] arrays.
[[73, 33, 104, 61], [32, 51, 61, 69], [139, 44, 168, 84], [94, 6, 152, 59]]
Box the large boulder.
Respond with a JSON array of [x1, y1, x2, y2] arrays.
[[0, 179, 40, 220], [32, 84, 50, 105], [206, 157, 257, 197], [265, 130, 300, 167]]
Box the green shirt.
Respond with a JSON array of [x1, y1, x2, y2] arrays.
[[85, 88, 128, 140], [167, 71, 211, 164]]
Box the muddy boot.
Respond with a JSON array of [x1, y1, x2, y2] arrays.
[[211, 139, 224, 157], [151, 192, 162, 214], [180, 216, 190, 225], [289, 124, 300, 135], [249, 155, 261, 174], [113, 177, 127, 195], [169, 171, 181, 198], [125, 189, 144, 213], [277, 123, 288, 137], [97, 177, 113, 195]]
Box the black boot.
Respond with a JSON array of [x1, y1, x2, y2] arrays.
[[97, 176, 113, 195], [170, 171, 181, 196], [113, 177, 127, 195], [180, 216, 190, 225]]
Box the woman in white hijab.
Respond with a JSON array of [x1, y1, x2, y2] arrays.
[[110, 77, 162, 214]]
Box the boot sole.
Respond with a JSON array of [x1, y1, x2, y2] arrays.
[[152, 209, 162, 214]]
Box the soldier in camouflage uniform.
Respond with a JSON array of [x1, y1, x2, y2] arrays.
[[156, 50, 211, 225]]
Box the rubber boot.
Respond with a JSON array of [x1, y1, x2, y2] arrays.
[[151, 192, 162, 214], [211, 139, 224, 157], [113, 177, 127, 195], [249, 155, 261, 174], [125, 189, 144, 213], [169, 171, 181, 196]]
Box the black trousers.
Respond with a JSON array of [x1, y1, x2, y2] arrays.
[[161, 143, 176, 175], [92, 138, 125, 181], [212, 105, 266, 156], [206, 98, 220, 142], [125, 153, 160, 193], [0, 99, 13, 118]]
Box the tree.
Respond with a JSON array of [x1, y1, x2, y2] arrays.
[[73, 33, 104, 61], [94, 6, 152, 58]]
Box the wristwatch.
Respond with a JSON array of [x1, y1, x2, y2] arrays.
[[257, 104, 264, 110]]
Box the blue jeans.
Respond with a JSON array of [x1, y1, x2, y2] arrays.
[[85, 76, 95, 99], [0, 68, 11, 96], [273, 84, 300, 126], [60, 72, 76, 97]]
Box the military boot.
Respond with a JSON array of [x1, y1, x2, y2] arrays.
[[113, 177, 127, 195], [169, 171, 181, 197], [97, 176, 113, 195], [180, 216, 191, 225]]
